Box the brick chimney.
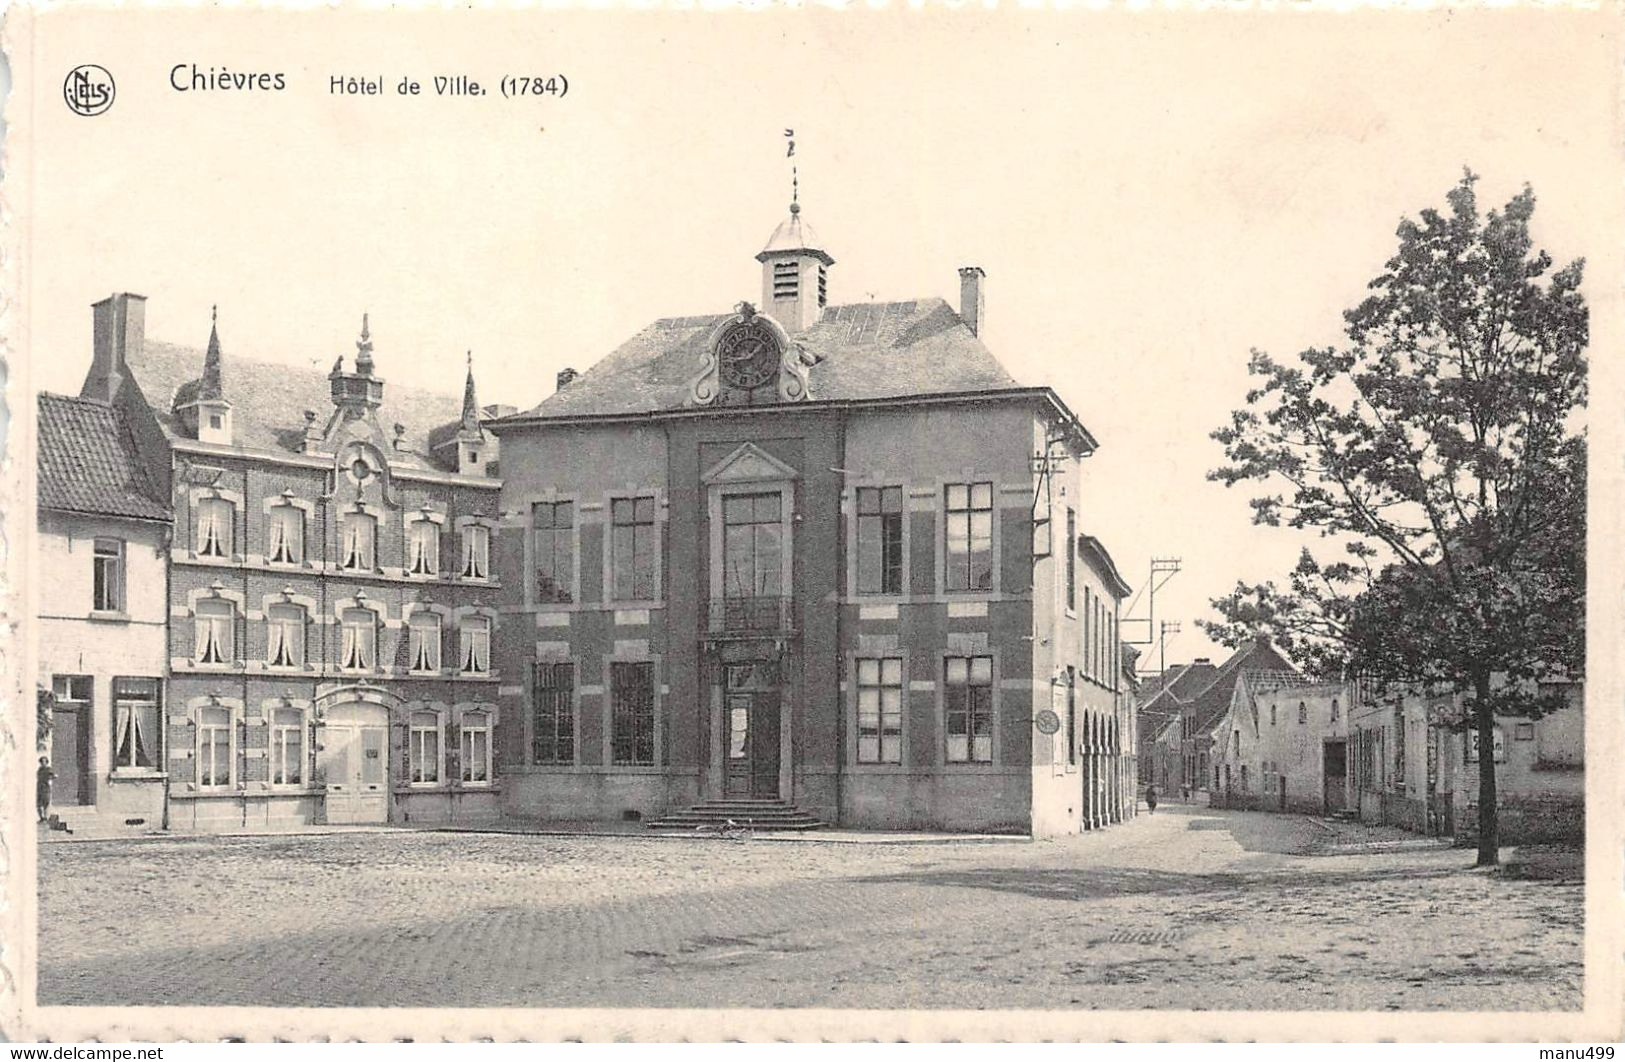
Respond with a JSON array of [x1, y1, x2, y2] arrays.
[[81, 293, 147, 403], [556, 367, 579, 391], [958, 267, 985, 338]]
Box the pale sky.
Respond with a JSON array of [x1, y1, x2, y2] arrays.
[[18, 7, 1619, 669]]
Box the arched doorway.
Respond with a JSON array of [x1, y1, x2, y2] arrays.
[[319, 701, 389, 824]]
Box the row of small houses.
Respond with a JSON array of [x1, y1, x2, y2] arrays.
[[1136, 638, 1584, 847]]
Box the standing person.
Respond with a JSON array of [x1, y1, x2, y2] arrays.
[[36, 756, 54, 823], [1145, 784, 1159, 815]]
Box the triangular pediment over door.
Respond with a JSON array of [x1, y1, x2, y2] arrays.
[[701, 442, 799, 484]]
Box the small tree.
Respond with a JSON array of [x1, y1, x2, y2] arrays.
[[1206, 171, 1587, 866]]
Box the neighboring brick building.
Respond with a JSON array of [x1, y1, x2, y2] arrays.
[[77, 293, 505, 831], [489, 203, 1136, 835], [36, 392, 172, 835]]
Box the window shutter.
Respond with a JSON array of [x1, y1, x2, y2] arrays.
[[391, 719, 409, 788]]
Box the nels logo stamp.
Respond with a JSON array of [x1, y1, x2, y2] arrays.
[[63, 64, 115, 116]]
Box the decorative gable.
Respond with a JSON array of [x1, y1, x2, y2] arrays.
[[701, 442, 799, 485]]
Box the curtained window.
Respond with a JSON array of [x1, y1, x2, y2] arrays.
[[408, 613, 442, 673], [460, 617, 491, 675], [340, 513, 376, 571], [461, 525, 490, 580], [339, 609, 377, 671], [195, 600, 235, 664], [196, 498, 234, 558], [266, 604, 305, 668], [267, 504, 304, 564], [112, 677, 161, 770], [407, 518, 440, 576]]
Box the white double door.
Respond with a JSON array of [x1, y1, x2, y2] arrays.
[[320, 703, 389, 824]]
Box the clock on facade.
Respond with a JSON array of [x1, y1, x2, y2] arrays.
[[717, 320, 781, 391]]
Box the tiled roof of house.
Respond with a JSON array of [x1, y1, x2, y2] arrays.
[[1185, 640, 1302, 737], [36, 393, 170, 521], [124, 340, 471, 471], [519, 298, 1022, 419]]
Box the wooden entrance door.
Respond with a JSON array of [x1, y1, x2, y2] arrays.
[[723, 666, 781, 799], [320, 704, 389, 824], [1322, 741, 1348, 814], [50, 707, 90, 806]]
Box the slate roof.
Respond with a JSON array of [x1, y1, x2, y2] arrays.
[[37, 393, 170, 521], [518, 298, 1023, 420], [1184, 640, 1302, 738], [125, 340, 471, 470]]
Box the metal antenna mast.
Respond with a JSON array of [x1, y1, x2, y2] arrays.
[[1121, 556, 1183, 657]]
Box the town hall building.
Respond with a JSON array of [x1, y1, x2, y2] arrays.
[[490, 201, 1137, 835]]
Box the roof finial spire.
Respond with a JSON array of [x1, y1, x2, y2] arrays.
[[200, 304, 225, 401], [355, 312, 375, 376], [460, 350, 481, 432], [785, 127, 799, 215]]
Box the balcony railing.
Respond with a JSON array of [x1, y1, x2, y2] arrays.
[[709, 595, 794, 636]]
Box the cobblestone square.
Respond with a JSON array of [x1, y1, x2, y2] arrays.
[[37, 805, 1582, 1010]]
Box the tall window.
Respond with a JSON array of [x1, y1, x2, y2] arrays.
[[409, 710, 440, 784], [461, 525, 490, 580], [944, 483, 993, 592], [407, 518, 440, 576], [407, 613, 442, 673], [723, 492, 782, 599], [1393, 709, 1407, 781], [266, 604, 306, 668], [197, 706, 232, 788], [460, 617, 491, 675], [267, 504, 304, 564], [196, 498, 234, 558], [856, 657, 903, 764], [340, 512, 376, 571], [460, 710, 492, 783], [112, 677, 160, 770], [1065, 508, 1076, 610], [945, 655, 993, 763], [194, 600, 235, 664], [1083, 588, 1093, 679], [533, 662, 575, 765], [1270, 703, 1278, 726], [1331, 698, 1340, 721], [92, 538, 124, 612], [1066, 668, 1077, 766], [611, 661, 655, 766], [339, 609, 377, 671], [533, 501, 574, 603], [1299, 701, 1308, 724], [270, 707, 304, 785], [611, 497, 657, 600], [856, 487, 903, 595]]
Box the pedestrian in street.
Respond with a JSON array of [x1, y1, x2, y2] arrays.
[[1145, 784, 1158, 815], [37, 756, 53, 823]]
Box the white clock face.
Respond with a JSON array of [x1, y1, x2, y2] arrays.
[[718, 321, 780, 390]]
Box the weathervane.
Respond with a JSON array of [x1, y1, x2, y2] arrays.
[[785, 128, 799, 214]]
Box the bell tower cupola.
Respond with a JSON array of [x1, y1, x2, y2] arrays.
[[756, 175, 833, 335]]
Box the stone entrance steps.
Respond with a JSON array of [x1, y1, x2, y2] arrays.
[[646, 799, 824, 832]]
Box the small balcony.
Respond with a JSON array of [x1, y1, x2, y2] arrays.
[[708, 595, 794, 638]]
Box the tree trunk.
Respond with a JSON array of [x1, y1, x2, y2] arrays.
[[1474, 668, 1499, 867]]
